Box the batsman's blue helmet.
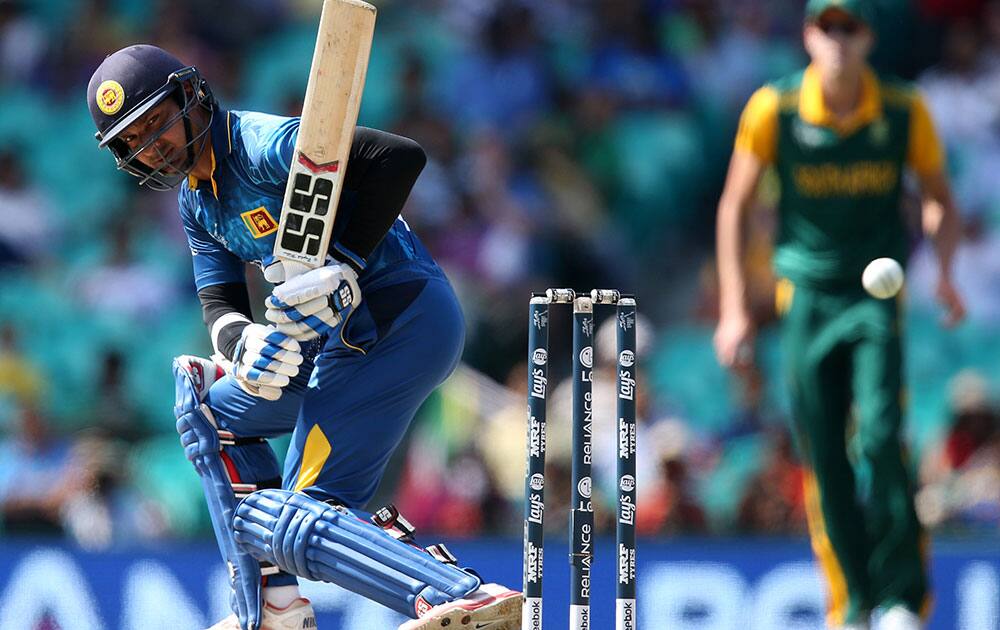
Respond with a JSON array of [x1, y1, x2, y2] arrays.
[[88, 44, 215, 190]]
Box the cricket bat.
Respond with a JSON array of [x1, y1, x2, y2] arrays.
[[273, 0, 377, 279]]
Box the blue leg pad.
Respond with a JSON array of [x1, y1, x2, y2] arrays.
[[234, 489, 481, 618], [174, 357, 283, 630]]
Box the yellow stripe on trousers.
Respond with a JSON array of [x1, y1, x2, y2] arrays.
[[775, 278, 795, 317], [293, 424, 332, 493], [803, 469, 850, 627]]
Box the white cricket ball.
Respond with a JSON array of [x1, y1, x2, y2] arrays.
[[862, 258, 904, 299]]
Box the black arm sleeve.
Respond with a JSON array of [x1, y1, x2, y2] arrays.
[[198, 282, 253, 361], [334, 127, 427, 267]]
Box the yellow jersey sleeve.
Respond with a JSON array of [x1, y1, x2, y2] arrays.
[[734, 86, 779, 164], [907, 93, 945, 176]]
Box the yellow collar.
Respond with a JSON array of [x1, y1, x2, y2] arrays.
[[187, 146, 218, 197], [187, 111, 231, 198], [799, 64, 881, 135]]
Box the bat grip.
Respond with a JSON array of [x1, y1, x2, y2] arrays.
[[280, 259, 313, 282]]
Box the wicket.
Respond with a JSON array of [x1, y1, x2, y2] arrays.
[[523, 288, 638, 630]]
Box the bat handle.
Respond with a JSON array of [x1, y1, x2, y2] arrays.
[[280, 259, 313, 282]]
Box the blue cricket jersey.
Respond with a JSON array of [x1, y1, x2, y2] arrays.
[[177, 109, 443, 292]]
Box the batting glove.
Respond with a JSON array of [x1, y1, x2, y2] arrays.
[[264, 262, 362, 342], [231, 324, 303, 401]]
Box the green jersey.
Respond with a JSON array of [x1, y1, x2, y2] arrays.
[[734, 65, 944, 288]]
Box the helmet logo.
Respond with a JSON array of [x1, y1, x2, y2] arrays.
[[97, 80, 125, 115]]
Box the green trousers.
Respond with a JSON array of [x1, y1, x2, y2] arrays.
[[777, 280, 929, 626]]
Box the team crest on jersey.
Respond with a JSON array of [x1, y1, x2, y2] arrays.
[[241, 206, 278, 238], [869, 118, 889, 146], [97, 80, 125, 115], [792, 119, 836, 149]]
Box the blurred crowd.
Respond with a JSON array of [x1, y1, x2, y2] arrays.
[[0, 0, 999, 548]]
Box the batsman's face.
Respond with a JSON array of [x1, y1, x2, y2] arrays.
[[804, 9, 873, 76], [117, 97, 206, 174]]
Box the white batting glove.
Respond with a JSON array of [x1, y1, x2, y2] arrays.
[[264, 263, 362, 341], [230, 324, 303, 401]]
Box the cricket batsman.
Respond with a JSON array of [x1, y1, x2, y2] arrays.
[[88, 44, 521, 630], [714, 1, 964, 629]]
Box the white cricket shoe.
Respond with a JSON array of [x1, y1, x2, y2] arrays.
[[877, 606, 922, 630], [398, 583, 522, 630], [206, 598, 317, 630]]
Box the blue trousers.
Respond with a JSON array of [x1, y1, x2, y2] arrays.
[[204, 276, 465, 508]]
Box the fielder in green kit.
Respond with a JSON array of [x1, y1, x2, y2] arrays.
[[714, 1, 965, 629]]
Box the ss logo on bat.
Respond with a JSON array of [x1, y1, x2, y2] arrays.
[[280, 172, 334, 257]]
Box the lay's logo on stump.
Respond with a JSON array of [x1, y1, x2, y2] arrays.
[[241, 207, 278, 238], [96, 80, 125, 115]]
